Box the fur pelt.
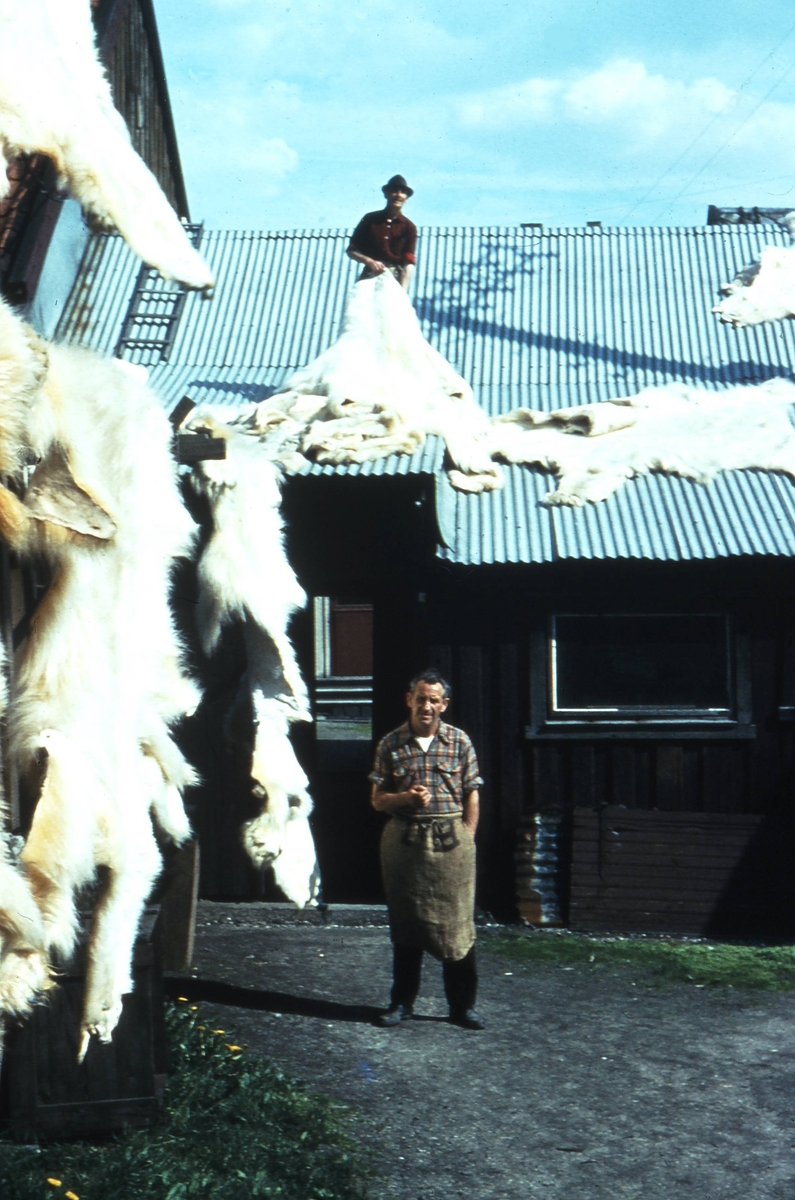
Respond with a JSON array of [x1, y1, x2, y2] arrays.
[[713, 213, 795, 328], [0, 634, 51, 1019], [5, 344, 198, 1053], [188, 419, 320, 908], [248, 272, 502, 492], [0, 0, 213, 290], [489, 379, 795, 505]]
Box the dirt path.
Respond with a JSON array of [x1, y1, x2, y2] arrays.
[[167, 902, 795, 1200]]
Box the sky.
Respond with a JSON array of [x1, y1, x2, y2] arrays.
[[156, 0, 795, 232]]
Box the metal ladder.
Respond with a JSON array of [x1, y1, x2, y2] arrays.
[[115, 222, 204, 363]]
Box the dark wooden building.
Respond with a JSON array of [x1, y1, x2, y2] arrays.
[[54, 215, 795, 934]]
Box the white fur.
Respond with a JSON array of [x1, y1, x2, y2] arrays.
[[249, 272, 502, 491], [0, 636, 51, 1018], [489, 378, 795, 505], [7, 345, 199, 1050], [188, 420, 320, 907], [713, 214, 795, 328], [0, 0, 213, 289]]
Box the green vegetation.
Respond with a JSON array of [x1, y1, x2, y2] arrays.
[[484, 928, 795, 990], [0, 1003, 369, 1200]]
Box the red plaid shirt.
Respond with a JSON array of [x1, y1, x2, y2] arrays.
[[369, 721, 483, 816]]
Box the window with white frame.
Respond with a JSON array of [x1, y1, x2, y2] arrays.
[[548, 614, 734, 722]]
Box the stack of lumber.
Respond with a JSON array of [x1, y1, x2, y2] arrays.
[[570, 807, 795, 935]]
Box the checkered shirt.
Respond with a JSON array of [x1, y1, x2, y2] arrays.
[[369, 721, 483, 816]]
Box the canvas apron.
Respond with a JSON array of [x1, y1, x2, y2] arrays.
[[380, 813, 476, 962]]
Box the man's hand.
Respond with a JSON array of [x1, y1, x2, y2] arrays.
[[366, 258, 386, 274], [407, 784, 431, 809], [370, 782, 430, 812]]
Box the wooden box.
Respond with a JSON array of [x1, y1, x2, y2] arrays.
[[0, 907, 167, 1141]]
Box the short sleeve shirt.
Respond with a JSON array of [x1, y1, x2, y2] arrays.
[[369, 721, 483, 816], [348, 210, 417, 265]]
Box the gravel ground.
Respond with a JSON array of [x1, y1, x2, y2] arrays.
[[167, 901, 795, 1200]]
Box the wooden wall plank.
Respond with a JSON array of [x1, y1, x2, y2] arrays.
[[570, 745, 595, 809], [655, 746, 684, 810], [532, 745, 563, 813], [611, 746, 635, 808], [497, 643, 524, 831]]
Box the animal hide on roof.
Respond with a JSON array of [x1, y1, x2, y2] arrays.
[[189, 419, 320, 909], [713, 213, 795, 328], [0, 0, 214, 289], [489, 379, 795, 505], [0, 304, 199, 1049], [250, 271, 502, 492]]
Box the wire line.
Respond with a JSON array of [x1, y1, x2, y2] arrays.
[[620, 17, 795, 223], [652, 57, 795, 222]]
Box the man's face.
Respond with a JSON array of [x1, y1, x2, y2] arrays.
[[406, 682, 449, 736], [386, 188, 408, 210]]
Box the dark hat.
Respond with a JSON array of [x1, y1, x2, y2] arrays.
[[382, 174, 413, 198]]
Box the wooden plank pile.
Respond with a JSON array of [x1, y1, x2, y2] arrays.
[[569, 806, 795, 936]]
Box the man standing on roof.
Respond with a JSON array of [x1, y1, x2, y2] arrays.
[[369, 670, 485, 1030], [347, 174, 417, 290]]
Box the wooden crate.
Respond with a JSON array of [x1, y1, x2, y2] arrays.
[[0, 908, 167, 1140], [569, 807, 795, 936]]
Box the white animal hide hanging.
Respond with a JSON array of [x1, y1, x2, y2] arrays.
[[0, 0, 214, 290], [489, 379, 795, 505], [0, 631, 51, 1019], [250, 272, 502, 492], [713, 213, 795, 328], [8, 345, 198, 1052], [189, 420, 320, 908]]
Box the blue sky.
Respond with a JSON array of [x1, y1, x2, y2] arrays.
[[156, 0, 795, 231]]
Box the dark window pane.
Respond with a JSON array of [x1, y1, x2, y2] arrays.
[[552, 615, 731, 714]]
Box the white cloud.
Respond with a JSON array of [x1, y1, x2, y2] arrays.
[[459, 59, 736, 142], [246, 137, 299, 177], [460, 79, 560, 128]]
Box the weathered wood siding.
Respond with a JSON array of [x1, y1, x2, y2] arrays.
[[0, 910, 166, 1139], [569, 807, 795, 935], [97, 0, 188, 216]]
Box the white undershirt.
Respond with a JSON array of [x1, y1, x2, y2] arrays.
[[414, 735, 435, 753]]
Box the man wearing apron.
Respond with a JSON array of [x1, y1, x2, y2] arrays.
[[369, 669, 485, 1030]]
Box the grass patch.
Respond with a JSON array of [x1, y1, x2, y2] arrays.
[[0, 1002, 369, 1200], [484, 928, 795, 990]]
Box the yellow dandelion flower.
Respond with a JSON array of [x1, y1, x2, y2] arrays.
[[197, 1025, 206, 1030], [176, 997, 189, 1003], [190, 1005, 198, 1011], [65, 1192, 80, 1200], [211, 1029, 225, 1035], [225, 1044, 242, 1052], [46, 1180, 62, 1188]]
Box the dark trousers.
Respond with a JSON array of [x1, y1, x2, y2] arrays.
[[390, 944, 478, 1013]]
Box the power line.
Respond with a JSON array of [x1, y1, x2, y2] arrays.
[[651, 57, 795, 222], [620, 17, 795, 223]]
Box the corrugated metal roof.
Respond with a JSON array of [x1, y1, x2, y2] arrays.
[[436, 467, 795, 564], [55, 223, 795, 563]]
